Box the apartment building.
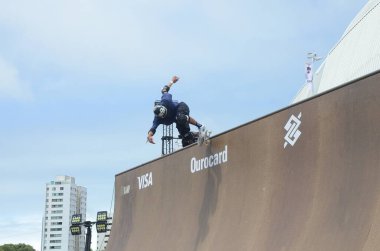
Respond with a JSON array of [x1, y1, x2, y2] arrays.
[[41, 176, 87, 251]]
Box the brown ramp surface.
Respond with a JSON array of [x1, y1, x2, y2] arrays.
[[106, 71, 380, 251]]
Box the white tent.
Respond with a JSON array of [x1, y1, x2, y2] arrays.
[[293, 0, 380, 103]]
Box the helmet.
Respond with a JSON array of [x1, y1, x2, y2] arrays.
[[153, 105, 167, 118], [176, 113, 189, 125]]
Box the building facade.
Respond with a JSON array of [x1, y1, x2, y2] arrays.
[[41, 176, 87, 251], [96, 216, 112, 251], [96, 232, 107, 251]]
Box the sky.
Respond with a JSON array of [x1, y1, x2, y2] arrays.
[[0, 0, 369, 250]]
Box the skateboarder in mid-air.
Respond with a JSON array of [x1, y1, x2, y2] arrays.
[[147, 76, 204, 147]]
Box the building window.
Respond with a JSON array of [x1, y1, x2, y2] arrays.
[[50, 234, 62, 238], [60, 187, 64, 190], [50, 228, 62, 232]]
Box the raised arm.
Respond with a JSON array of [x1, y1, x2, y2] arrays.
[[161, 75, 179, 93]]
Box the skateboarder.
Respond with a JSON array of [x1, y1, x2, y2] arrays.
[[147, 76, 203, 147]]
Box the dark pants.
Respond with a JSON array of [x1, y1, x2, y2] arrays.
[[175, 102, 196, 146], [175, 102, 190, 136]]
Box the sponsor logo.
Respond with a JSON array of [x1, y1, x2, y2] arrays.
[[191, 145, 228, 173], [284, 112, 302, 148], [137, 172, 153, 190], [122, 185, 130, 195]]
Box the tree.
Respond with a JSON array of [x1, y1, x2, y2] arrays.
[[0, 244, 35, 251]]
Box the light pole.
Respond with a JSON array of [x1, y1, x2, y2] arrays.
[[83, 221, 92, 251], [70, 212, 112, 251], [305, 52, 323, 95]]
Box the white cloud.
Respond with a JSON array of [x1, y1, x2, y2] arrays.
[[0, 214, 42, 250], [0, 57, 32, 100], [0, 0, 369, 86], [0, 1, 284, 79], [0, 1, 180, 73]]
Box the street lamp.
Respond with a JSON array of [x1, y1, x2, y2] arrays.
[[70, 214, 82, 235], [69, 211, 113, 251], [307, 52, 323, 63], [96, 211, 111, 233]]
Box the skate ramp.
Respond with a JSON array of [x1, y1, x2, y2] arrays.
[[106, 70, 380, 251]]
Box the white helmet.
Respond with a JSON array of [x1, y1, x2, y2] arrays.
[[153, 105, 167, 118]]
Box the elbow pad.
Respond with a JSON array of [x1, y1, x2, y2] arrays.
[[161, 85, 170, 94]]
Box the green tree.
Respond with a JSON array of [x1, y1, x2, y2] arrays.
[[0, 243, 35, 251]]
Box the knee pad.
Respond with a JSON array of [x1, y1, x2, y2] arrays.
[[176, 113, 189, 126]]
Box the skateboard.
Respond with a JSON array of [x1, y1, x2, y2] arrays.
[[197, 126, 211, 146]]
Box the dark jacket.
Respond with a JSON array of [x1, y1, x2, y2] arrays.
[[150, 93, 178, 134]]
